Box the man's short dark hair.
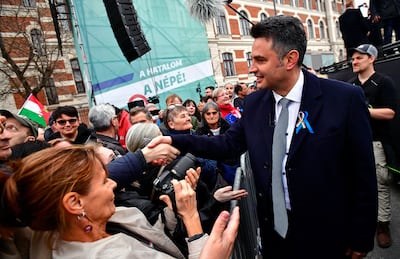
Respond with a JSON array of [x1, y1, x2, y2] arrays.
[[51, 106, 79, 120], [250, 16, 307, 66], [129, 106, 152, 120], [205, 86, 215, 91], [234, 83, 246, 95]]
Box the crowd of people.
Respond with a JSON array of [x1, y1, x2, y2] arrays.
[[1, 14, 395, 259], [0, 66, 254, 258]]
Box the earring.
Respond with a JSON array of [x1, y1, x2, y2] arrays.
[[77, 211, 86, 220], [77, 210, 93, 233]]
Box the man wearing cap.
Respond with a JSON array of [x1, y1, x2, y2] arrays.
[[0, 109, 38, 148], [351, 43, 397, 248]]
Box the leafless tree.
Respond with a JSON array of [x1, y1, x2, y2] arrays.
[[0, 1, 68, 101]]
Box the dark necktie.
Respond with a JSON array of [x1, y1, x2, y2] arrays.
[[272, 97, 290, 238]]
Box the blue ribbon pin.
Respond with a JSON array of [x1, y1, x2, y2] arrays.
[[295, 111, 314, 134]]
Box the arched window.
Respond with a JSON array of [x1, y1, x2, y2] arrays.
[[239, 11, 251, 36], [260, 13, 267, 21], [222, 52, 235, 76], [31, 29, 45, 56], [216, 13, 228, 35], [319, 21, 326, 39], [307, 20, 314, 39]]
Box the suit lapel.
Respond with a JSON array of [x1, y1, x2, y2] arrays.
[[262, 91, 275, 158], [288, 71, 323, 161]]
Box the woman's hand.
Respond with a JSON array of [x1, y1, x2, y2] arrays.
[[213, 186, 248, 203], [160, 179, 202, 237]]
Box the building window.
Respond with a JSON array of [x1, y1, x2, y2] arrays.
[[315, 0, 321, 11], [307, 0, 312, 9], [260, 13, 267, 21], [222, 52, 235, 76], [23, 0, 36, 7], [239, 11, 251, 36], [56, 0, 72, 32], [246, 52, 252, 68], [319, 21, 325, 39], [31, 29, 45, 56], [332, 0, 337, 12], [339, 49, 344, 61], [45, 78, 59, 105], [307, 20, 315, 39], [71, 59, 85, 94], [294, 0, 300, 7], [335, 21, 341, 38], [215, 13, 228, 35]]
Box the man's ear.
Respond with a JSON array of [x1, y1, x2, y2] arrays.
[[286, 50, 300, 70], [63, 192, 84, 215], [167, 120, 175, 130]]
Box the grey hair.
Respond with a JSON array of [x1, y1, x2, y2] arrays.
[[212, 87, 225, 101], [88, 104, 116, 131], [125, 123, 161, 152], [201, 101, 221, 121]]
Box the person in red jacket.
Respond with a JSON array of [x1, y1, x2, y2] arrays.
[[116, 108, 131, 149], [212, 87, 241, 125]]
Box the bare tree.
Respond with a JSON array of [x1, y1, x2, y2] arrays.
[[0, 1, 66, 102]]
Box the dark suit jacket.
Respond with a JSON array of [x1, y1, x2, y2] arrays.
[[171, 70, 377, 258], [339, 8, 370, 57]]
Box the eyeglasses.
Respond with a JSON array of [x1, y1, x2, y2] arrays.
[[56, 118, 78, 126], [205, 111, 218, 116]]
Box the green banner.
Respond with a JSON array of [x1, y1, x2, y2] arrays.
[[71, 0, 215, 109]]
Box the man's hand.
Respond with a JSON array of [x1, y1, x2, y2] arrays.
[[372, 14, 381, 23], [141, 143, 180, 164], [147, 136, 173, 148]]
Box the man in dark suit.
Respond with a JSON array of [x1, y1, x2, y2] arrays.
[[150, 16, 377, 259], [339, 0, 370, 60]]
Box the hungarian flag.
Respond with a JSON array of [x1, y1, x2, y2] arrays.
[[18, 94, 51, 127]]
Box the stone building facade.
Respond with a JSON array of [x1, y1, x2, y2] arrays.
[[0, 0, 89, 122], [206, 0, 345, 86]]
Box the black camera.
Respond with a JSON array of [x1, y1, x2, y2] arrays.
[[148, 96, 160, 104], [153, 153, 197, 195]]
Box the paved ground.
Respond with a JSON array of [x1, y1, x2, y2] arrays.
[[367, 179, 400, 259]]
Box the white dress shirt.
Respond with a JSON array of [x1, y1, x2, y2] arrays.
[[272, 71, 304, 210]]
